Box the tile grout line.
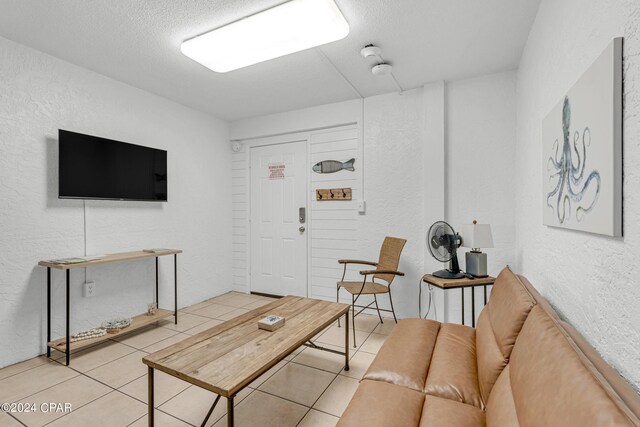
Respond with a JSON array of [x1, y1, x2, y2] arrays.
[[125, 408, 196, 427], [5, 411, 28, 427], [111, 388, 196, 427], [293, 362, 341, 426], [0, 369, 83, 411], [39, 365, 146, 425], [137, 383, 207, 427], [37, 346, 157, 426], [0, 358, 61, 383], [40, 389, 118, 427]]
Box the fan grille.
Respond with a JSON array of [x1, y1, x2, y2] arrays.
[[427, 221, 457, 263]]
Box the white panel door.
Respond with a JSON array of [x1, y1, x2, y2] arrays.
[[250, 141, 307, 296]]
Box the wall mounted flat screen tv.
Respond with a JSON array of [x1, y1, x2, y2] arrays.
[[59, 130, 167, 201]]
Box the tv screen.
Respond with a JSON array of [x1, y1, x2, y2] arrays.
[[58, 130, 167, 201]]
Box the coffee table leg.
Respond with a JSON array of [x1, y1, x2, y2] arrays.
[[227, 395, 234, 427], [344, 311, 350, 371], [148, 367, 154, 426]]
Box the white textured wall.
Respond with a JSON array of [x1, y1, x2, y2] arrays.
[[357, 89, 426, 317], [426, 71, 518, 324], [438, 72, 516, 323], [447, 71, 517, 273], [515, 0, 640, 389], [0, 37, 232, 368]]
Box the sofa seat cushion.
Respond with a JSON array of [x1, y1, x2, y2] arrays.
[[363, 318, 440, 391], [424, 323, 484, 409], [337, 380, 425, 427], [420, 395, 486, 427]]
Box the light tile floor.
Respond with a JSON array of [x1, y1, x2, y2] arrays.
[[0, 292, 395, 426]]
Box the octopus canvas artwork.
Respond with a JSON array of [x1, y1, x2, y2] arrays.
[[542, 38, 622, 237], [546, 96, 601, 224]]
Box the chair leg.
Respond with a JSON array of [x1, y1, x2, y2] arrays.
[[352, 294, 357, 348], [389, 290, 398, 323], [337, 285, 341, 328], [373, 294, 384, 324]]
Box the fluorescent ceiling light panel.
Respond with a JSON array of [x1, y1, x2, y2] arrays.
[[181, 0, 349, 72]]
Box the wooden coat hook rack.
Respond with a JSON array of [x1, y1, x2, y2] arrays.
[[316, 188, 352, 201]]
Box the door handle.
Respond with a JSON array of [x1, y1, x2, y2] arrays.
[[299, 226, 306, 232]]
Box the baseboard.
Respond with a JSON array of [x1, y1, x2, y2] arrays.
[[231, 284, 248, 293], [250, 291, 283, 299]]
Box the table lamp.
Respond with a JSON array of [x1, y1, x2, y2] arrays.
[[460, 220, 494, 278]]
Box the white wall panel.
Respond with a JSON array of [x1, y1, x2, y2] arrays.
[[0, 36, 232, 368]]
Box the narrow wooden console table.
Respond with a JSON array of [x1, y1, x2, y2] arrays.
[[38, 249, 181, 366]]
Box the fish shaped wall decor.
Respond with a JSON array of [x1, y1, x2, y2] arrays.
[[312, 158, 355, 174]]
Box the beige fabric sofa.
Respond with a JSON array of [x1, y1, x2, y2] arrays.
[[338, 266, 640, 427]]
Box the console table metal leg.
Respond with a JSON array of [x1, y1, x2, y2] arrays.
[[47, 268, 51, 358], [471, 287, 476, 328], [344, 311, 350, 371], [65, 269, 70, 366], [484, 285, 487, 305], [461, 288, 465, 326], [148, 367, 154, 427], [227, 395, 234, 427], [174, 254, 178, 325], [155, 257, 159, 306]]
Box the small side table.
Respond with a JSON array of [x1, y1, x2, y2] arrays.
[[422, 274, 496, 327]]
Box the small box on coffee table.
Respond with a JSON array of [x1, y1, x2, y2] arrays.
[[258, 315, 285, 331]]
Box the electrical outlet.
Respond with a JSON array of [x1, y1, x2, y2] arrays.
[[83, 281, 96, 298]]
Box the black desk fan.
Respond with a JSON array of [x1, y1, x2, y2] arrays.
[[427, 221, 465, 279]]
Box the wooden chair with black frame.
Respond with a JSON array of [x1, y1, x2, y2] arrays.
[[336, 237, 407, 347]]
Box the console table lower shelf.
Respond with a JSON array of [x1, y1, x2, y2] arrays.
[[48, 309, 174, 353], [38, 249, 181, 366]]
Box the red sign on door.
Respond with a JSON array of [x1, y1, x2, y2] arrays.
[[268, 163, 285, 180]]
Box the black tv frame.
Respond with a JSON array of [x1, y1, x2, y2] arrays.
[[58, 129, 168, 202]]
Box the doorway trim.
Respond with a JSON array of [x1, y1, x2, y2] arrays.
[[231, 123, 363, 302], [241, 131, 312, 297]]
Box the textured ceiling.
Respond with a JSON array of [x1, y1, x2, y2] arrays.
[[0, 0, 540, 121]]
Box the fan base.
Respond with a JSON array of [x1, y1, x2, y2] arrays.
[[432, 269, 465, 279]]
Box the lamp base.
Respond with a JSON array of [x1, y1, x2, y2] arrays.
[[465, 251, 488, 277]]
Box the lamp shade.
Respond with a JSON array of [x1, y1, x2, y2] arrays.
[[460, 223, 494, 249]]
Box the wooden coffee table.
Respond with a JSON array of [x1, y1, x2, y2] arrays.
[[143, 296, 350, 426]]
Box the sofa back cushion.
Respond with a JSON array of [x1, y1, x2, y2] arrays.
[[560, 320, 640, 421], [475, 266, 536, 402], [507, 305, 640, 426]]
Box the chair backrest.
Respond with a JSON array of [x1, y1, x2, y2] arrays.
[[374, 237, 407, 284]]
